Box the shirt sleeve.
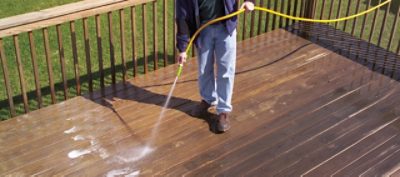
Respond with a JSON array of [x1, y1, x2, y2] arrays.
[[176, 0, 190, 53]]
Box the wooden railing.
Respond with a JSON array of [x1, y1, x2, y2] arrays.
[[0, 0, 399, 120]]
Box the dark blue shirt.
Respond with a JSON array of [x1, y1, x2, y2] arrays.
[[198, 0, 225, 24], [176, 0, 253, 53]]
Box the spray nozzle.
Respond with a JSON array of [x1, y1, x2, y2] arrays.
[[176, 64, 183, 77]]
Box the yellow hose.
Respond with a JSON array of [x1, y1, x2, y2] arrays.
[[176, 0, 391, 77]]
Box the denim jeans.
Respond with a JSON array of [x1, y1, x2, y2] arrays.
[[197, 23, 237, 114]]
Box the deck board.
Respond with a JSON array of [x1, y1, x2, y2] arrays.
[[1, 26, 400, 176]]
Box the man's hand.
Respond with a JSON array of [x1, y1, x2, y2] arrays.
[[241, 1, 255, 13], [178, 52, 187, 65]]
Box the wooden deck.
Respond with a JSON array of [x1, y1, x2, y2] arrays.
[[1, 25, 400, 176]]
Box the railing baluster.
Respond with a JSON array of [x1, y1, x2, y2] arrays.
[[143, 3, 148, 74], [237, 0, 242, 39], [319, 0, 326, 20], [286, 0, 291, 27], [387, 4, 400, 51], [83, 18, 93, 91], [153, 1, 158, 70], [272, 0, 278, 30], [304, 0, 316, 18], [28, 31, 42, 108], [368, 0, 382, 43], [312, 0, 318, 18], [163, 0, 168, 67], [342, 0, 352, 31], [70, 21, 81, 95], [300, 0, 305, 17], [257, 0, 264, 35], [43, 28, 56, 103], [13, 35, 29, 113], [335, 0, 343, 28], [119, 9, 127, 82], [107, 12, 116, 84], [392, 40, 400, 78], [360, 0, 371, 39], [292, 0, 299, 25], [131, 6, 137, 77], [328, 0, 335, 19], [377, 1, 391, 47], [397, 40, 400, 55], [249, 1, 256, 37], [350, 0, 362, 36], [279, 0, 285, 28], [95, 15, 105, 89], [242, 0, 247, 40], [0, 39, 16, 117], [264, 0, 271, 32], [56, 25, 68, 100]]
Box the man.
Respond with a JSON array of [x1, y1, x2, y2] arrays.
[[176, 0, 254, 132]]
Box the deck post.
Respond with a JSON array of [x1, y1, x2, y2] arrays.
[[303, 0, 316, 18]]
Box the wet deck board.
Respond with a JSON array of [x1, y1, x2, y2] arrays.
[[1, 27, 400, 176]]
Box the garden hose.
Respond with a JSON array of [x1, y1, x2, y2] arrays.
[[176, 0, 392, 77]]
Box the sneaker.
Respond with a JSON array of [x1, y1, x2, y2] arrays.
[[217, 112, 231, 132]]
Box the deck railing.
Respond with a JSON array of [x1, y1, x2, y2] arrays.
[[0, 0, 399, 120]]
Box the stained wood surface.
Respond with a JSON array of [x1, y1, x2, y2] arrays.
[[1, 29, 400, 176]]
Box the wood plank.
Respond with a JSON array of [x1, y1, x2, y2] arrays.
[[1, 30, 322, 174], [1, 28, 400, 176], [360, 146, 400, 177], [390, 168, 400, 177], [60, 46, 332, 176], [246, 83, 400, 176], [0, 29, 304, 163], [160, 58, 371, 176], [332, 135, 400, 176], [187, 72, 393, 176]]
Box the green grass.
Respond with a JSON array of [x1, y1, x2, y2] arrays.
[[0, 0, 399, 120]]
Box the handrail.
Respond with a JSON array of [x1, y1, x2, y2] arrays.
[[0, 0, 154, 38], [0, 0, 123, 31]]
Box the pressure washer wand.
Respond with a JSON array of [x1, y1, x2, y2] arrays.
[[176, 64, 183, 78]]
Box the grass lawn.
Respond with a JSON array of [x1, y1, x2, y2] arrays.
[[0, 0, 399, 120]]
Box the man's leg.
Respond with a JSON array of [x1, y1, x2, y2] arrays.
[[197, 26, 218, 106], [215, 26, 237, 115]]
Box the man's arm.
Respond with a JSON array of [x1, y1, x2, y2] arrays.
[[176, 0, 190, 64]]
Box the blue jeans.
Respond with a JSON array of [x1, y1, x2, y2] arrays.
[[197, 23, 237, 114]]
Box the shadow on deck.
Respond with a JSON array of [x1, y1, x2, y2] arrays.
[[1, 23, 400, 176]]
